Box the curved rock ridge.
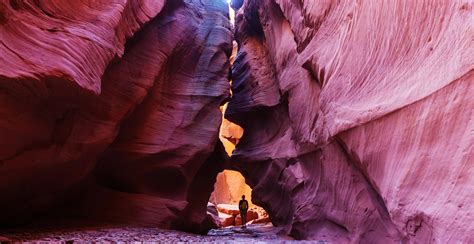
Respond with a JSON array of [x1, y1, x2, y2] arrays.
[[227, 0, 473, 242], [0, 0, 165, 95], [0, 0, 232, 232]]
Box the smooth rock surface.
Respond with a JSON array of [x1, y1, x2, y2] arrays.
[[227, 0, 473, 243], [0, 0, 232, 233]]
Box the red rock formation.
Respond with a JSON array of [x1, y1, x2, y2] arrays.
[[0, 0, 232, 233], [228, 0, 473, 242], [235, 212, 258, 226], [211, 170, 252, 206], [216, 204, 258, 226], [218, 212, 235, 227], [249, 216, 271, 225], [206, 202, 222, 228]]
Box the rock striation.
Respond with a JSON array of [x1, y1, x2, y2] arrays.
[[228, 0, 473, 243], [0, 0, 232, 233]]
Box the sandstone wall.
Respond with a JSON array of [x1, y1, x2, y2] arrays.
[[0, 0, 232, 233], [211, 170, 253, 206], [228, 0, 473, 242]]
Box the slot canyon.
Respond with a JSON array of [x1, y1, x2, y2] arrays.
[[0, 0, 472, 243]]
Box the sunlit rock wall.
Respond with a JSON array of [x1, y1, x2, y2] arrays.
[[228, 0, 473, 242], [0, 0, 232, 233], [211, 170, 252, 206]]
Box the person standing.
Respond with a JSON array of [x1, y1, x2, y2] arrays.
[[238, 195, 249, 228]]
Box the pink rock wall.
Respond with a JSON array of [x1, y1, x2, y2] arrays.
[[228, 0, 473, 242], [0, 0, 232, 233]]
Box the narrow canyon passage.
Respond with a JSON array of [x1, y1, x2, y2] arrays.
[[0, 0, 473, 243]]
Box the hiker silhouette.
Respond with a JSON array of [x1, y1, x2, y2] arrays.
[[238, 195, 249, 228]]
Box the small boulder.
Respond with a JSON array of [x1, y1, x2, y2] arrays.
[[249, 216, 271, 224], [247, 210, 259, 221], [206, 202, 221, 227], [218, 212, 235, 227], [217, 204, 240, 216], [235, 210, 258, 225]]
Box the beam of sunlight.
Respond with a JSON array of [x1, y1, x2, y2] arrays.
[[227, 0, 235, 25]]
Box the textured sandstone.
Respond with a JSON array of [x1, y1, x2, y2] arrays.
[[0, 0, 232, 233], [211, 170, 252, 206], [228, 0, 473, 242], [217, 204, 242, 216], [250, 216, 271, 225], [235, 211, 259, 225], [218, 212, 235, 227], [0, 0, 165, 95], [207, 202, 222, 228], [216, 204, 259, 227], [1, 0, 472, 241]]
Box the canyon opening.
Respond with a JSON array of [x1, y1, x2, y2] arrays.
[[0, 0, 472, 243]]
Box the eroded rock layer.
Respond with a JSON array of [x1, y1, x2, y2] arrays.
[[0, 0, 232, 232], [228, 0, 473, 242]]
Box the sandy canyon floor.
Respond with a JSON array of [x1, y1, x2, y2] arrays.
[[0, 223, 321, 243]]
